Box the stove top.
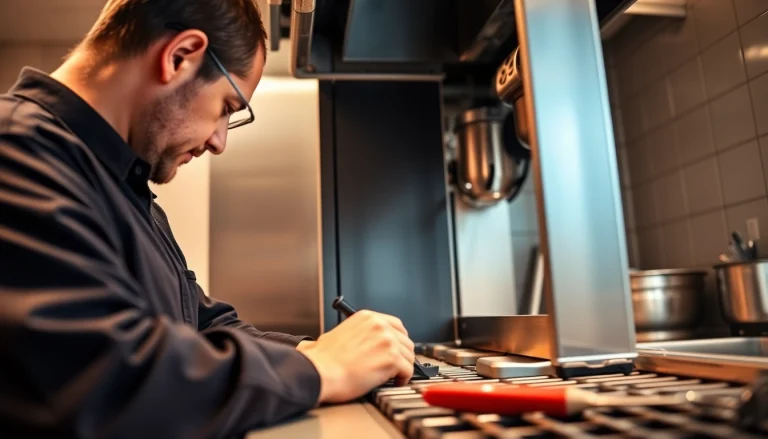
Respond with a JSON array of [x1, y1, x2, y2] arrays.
[[370, 353, 768, 439]]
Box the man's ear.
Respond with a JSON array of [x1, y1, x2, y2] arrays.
[[158, 29, 208, 85]]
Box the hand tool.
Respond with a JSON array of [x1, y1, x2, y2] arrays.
[[332, 295, 439, 379]]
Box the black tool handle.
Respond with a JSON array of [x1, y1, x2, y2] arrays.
[[332, 295, 357, 317]]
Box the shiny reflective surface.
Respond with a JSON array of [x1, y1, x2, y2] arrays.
[[637, 337, 768, 384], [210, 78, 323, 337], [630, 269, 707, 342], [453, 107, 520, 207], [715, 261, 768, 324], [512, 0, 635, 363]]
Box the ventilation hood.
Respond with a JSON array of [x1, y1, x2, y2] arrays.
[[267, 0, 672, 82]]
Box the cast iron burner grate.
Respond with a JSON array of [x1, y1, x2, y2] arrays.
[[370, 355, 768, 439]]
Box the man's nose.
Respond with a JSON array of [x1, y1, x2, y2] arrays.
[[206, 118, 229, 155]]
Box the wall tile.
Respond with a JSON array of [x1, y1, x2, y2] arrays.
[[646, 123, 678, 177], [669, 57, 707, 115], [655, 172, 688, 221], [732, 0, 768, 26], [0, 45, 44, 91], [761, 135, 768, 192], [634, 182, 657, 227], [710, 84, 758, 150], [638, 226, 665, 269], [644, 79, 674, 129], [674, 106, 715, 165], [683, 157, 723, 214], [623, 189, 637, 231], [623, 96, 647, 141], [751, 73, 768, 136], [660, 219, 693, 268], [701, 32, 747, 98], [739, 11, 768, 79], [690, 211, 730, 265], [627, 231, 640, 268], [718, 139, 766, 204], [617, 146, 631, 188], [657, 15, 700, 72], [692, 0, 738, 50], [627, 139, 652, 184], [726, 198, 768, 252]]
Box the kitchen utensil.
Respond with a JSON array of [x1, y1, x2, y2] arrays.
[[629, 269, 707, 342], [331, 296, 440, 379], [421, 384, 687, 417], [731, 231, 751, 260], [714, 260, 768, 325]]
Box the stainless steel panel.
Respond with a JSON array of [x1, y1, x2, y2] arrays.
[[514, 0, 635, 363], [475, 356, 555, 379], [459, 316, 552, 359], [210, 78, 323, 337], [637, 337, 768, 384]]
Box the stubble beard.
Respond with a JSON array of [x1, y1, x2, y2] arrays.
[[133, 81, 197, 185]]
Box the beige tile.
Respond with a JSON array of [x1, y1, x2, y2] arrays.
[[710, 84, 758, 150], [739, 11, 768, 79], [761, 134, 768, 192], [669, 57, 707, 115], [617, 146, 631, 188], [690, 211, 730, 265], [732, 0, 768, 25], [646, 124, 678, 178], [692, 0, 738, 50], [656, 15, 700, 72], [622, 96, 647, 141], [674, 106, 715, 165], [644, 78, 674, 129], [627, 139, 652, 184], [660, 219, 694, 268], [638, 226, 665, 269], [726, 198, 768, 245], [718, 139, 766, 204], [627, 231, 640, 268], [655, 172, 688, 221], [623, 188, 637, 231], [751, 72, 768, 136], [683, 157, 723, 214], [701, 32, 747, 97], [634, 182, 657, 227]]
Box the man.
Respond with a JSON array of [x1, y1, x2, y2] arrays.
[[0, 0, 416, 437]]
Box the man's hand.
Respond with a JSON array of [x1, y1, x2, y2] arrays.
[[298, 310, 415, 404]]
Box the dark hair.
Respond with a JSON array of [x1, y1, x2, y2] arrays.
[[82, 0, 267, 81]]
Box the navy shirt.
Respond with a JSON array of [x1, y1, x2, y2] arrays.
[[0, 68, 321, 437]]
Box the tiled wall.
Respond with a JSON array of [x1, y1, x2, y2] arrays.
[[605, 0, 768, 272]]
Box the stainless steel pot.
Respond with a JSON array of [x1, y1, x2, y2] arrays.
[[630, 269, 707, 342], [714, 260, 768, 324]]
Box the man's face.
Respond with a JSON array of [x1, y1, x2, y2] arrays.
[[133, 45, 265, 184]]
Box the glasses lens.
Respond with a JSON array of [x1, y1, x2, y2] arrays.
[[228, 107, 252, 129]]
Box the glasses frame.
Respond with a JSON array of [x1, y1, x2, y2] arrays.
[[166, 23, 255, 130]]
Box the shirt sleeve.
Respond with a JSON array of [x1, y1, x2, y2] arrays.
[[149, 201, 315, 347], [0, 134, 321, 437]]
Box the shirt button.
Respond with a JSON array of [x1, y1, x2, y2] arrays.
[[134, 165, 143, 176]]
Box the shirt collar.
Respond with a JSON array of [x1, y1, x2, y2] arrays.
[[9, 68, 157, 200]]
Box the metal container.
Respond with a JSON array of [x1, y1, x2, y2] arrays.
[[715, 260, 768, 325], [630, 269, 708, 342]]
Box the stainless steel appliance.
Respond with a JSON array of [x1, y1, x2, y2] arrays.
[[715, 260, 768, 337], [630, 269, 707, 342]]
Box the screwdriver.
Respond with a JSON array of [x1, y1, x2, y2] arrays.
[[331, 295, 439, 379]]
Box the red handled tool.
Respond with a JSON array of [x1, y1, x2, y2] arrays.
[[421, 383, 686, 417]]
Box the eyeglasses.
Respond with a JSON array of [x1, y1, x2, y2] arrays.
[[166, 23, 255, 130]]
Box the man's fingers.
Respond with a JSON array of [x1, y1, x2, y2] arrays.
[[376, 313, 408, 336]]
